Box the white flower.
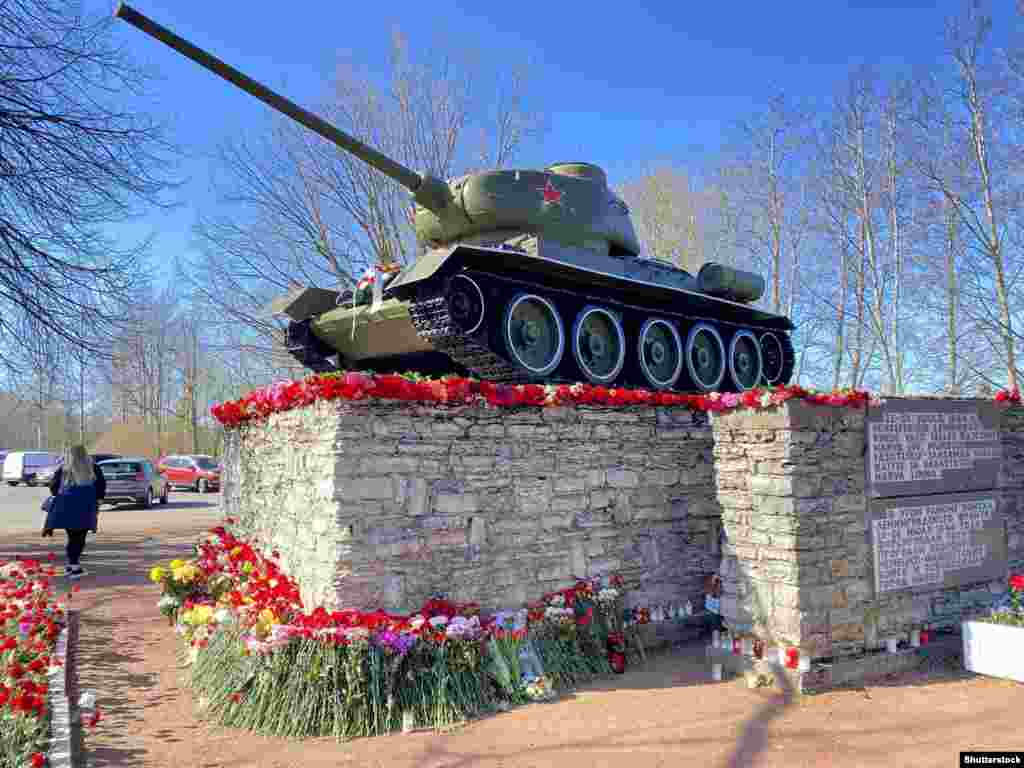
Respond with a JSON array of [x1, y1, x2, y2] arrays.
[[158, 595, 180, 611], [409, 615, 426, 630], [428, 615, 449, 628], [213, 608, 233, 625], [709, 392, 721, 401], [760, 393, 773, 408], [548, 594, 565, 607], [446, 615, 481, 638]]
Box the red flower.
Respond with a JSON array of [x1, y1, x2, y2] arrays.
[[30, 753, 46, 768], [1009, 574, 1024, 591]]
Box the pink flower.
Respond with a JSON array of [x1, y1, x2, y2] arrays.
[[721, 392, 741, 408]]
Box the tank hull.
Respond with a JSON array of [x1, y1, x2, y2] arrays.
[[302, 243, 796, 391]]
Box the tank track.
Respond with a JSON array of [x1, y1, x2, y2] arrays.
[[408, 287, 529, 383], [407, 270, 796, 390]]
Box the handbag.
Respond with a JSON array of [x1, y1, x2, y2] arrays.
[[43, 482, 98, 531]]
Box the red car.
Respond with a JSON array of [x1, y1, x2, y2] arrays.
[[157, 454, 221, 493]]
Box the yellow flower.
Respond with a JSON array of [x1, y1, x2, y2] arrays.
[[241, 562, 254, 574], [169, 559, 185, 570], [172, 562, 199, 583], [192, 605, 214, 625], [231, 547, 242, 557], [254, 607, 278, 639], [149, 566, 166, 583]]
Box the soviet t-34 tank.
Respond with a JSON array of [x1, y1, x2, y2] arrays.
[[116, 3, 795, 392]]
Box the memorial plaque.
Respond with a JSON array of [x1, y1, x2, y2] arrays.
[[869, 491, 1007, 594], [866, 399, 1001, 498]]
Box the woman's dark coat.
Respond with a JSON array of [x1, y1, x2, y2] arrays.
[[45, 464, 105, 532], [48, 464, 106, 500]]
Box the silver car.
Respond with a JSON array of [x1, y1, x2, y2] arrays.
[[96, 457, 169, 508]]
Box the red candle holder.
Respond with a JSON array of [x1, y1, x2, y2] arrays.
[[609, 651, 626, 674], [785, 647, 800, 669]]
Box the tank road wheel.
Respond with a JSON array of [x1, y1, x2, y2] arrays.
[[572, 306, 626, 384], [684, 322, 726, 392], [726, 330, 763, 392], [759, 331, 795, 386], [503, 293, 565, 377], [446, 274, 486, 335], [637, 318, 684, 389]]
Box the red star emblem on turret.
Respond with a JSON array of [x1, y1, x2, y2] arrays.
[[539, 177, 563, 204]]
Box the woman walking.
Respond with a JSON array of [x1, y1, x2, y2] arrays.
[[42, 445, 106, 579]]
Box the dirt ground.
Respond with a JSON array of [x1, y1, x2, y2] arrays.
[[4, 509, 1024, 768]]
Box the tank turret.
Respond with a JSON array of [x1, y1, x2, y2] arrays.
[[116, 3, 795, 391]]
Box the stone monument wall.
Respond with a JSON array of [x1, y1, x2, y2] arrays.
[[220, 399, 721, 614], [711, 399, 1024, 663]]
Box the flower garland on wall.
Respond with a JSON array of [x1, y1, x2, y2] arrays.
[[209, 369, 1022, 429], [0, 557, 70, 768], [149, 522, 676, 739]]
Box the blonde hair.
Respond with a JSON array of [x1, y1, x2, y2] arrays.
[[64, 445, 94, 486]]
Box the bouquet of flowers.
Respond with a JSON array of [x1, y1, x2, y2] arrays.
[[1, 557, 71, 768], [982, 574, 1024, 627], [523, 674, 555, 701]]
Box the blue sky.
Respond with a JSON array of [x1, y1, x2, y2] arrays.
[[90, 0, 1014, 281]]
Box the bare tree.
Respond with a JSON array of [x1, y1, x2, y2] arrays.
[[0, 0, 177, 375], [915, 0, 1020, 390], [717, 91, 814, 315], [618, 165, 710, 272], [188, 26, 544, 373], [108, 285, 180, 456]]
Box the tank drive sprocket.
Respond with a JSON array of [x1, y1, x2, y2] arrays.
[[408, 281, 528, 384]]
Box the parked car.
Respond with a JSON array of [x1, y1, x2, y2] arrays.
[[96, 457, 169, 508], [91, 453, 122, 464], [34, 457, 65, 486], [3, 451, 62, 486], [157, 454, 221, 493]]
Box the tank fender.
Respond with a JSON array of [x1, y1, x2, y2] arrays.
[[697, 263, 766, 304]]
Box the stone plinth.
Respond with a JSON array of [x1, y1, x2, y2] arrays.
[[711, 402, 867, 659], [711, 400, 1024, 664], [221, 399, 721, 613]]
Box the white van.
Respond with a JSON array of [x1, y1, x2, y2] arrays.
[[3, 451, 61, 486]]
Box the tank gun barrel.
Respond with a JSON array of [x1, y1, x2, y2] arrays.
[[113, 2, 431, 199]]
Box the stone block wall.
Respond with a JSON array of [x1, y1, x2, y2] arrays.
[[221, 399, 721, 614], [1001, 407, 1024, 574], [711, 400, 1024, 662]]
